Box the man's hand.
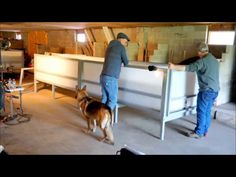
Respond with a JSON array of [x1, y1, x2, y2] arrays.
[[168, 62, 186, 71], [168, 62, 175, 69]]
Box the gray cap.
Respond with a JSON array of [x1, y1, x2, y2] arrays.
[[198, 42, 209, 52], [117, 32, 130, 41]]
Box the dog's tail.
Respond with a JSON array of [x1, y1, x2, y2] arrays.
[[102, 110, 114, 145], [100, 108, 114, 145], [105, 126, 114, 145]]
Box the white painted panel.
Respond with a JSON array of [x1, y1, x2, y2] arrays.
[[83, 62, 164, 95], [83, 62, 103, 82], [36, 72, 77, 90], [170, 71, 198, 98], [118, 90, 162, 110], [35, 54, 78, 78], [82, 82, 162, 110], [119, 67, 164, 95], [35, 54, 199, 112], [169, 70, 198, 112], [82, 61, 163, 110], [169, 96, 197, 112]]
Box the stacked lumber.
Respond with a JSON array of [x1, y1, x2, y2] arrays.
[[149, 44, 169, 63]]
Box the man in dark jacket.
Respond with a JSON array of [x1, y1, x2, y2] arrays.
[[100, 32, 129, 111], [169, 42, 219, 138]]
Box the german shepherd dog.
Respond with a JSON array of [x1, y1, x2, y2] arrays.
[[75, 85, 114, 145]]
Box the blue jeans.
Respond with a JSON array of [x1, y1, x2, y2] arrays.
[[195, 89, 218, 136], [100, 75, 118, 110]]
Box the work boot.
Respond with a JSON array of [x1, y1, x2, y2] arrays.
[[187, 131, 203, 139]]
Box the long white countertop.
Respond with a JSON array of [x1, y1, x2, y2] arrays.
[[40, 53, 168, 70]]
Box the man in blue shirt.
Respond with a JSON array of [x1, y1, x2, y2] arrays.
[[169, 42, 219, 138], [100, 32, 129, 111]]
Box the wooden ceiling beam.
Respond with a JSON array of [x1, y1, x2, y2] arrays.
[[0, 22, 235, 32], [102, 26, 115, 44]]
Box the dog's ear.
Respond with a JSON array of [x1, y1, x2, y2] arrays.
[[82, 85, 87, 91]]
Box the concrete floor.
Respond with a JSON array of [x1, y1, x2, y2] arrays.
[[0, 83, 235, 155]]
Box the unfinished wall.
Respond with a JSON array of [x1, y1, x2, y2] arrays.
[[22, 32, 28, 50], [28, 31, 48, 58], [145, 25, 207, 63], [93, 42, 106, 57], [88, 26, 207, 62], [91, 28, 106, 42], [79, 25, 207, 61], [48, 30, 76, 53], [216, 45, 236, 105], [0, 32, 16, 39], [47, 30, 93, 55], [0, 25, 208, 62]]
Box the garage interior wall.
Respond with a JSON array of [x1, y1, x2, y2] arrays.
[[1, 25, 207, 63], [47, 30, 76, 54], [0, 24, 235, 103]]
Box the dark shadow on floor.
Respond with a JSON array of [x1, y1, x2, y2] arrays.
[[167, 122, 193, 137], [125, 123, 160, 140]]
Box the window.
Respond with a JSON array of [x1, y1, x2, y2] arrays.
[[208, 31, 235, 45], [77, 33, 86, 42], [16, 33, 22, 40]]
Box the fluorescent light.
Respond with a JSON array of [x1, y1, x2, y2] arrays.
[[77, 33, 86, 42], [208, 31, 235, 45]]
